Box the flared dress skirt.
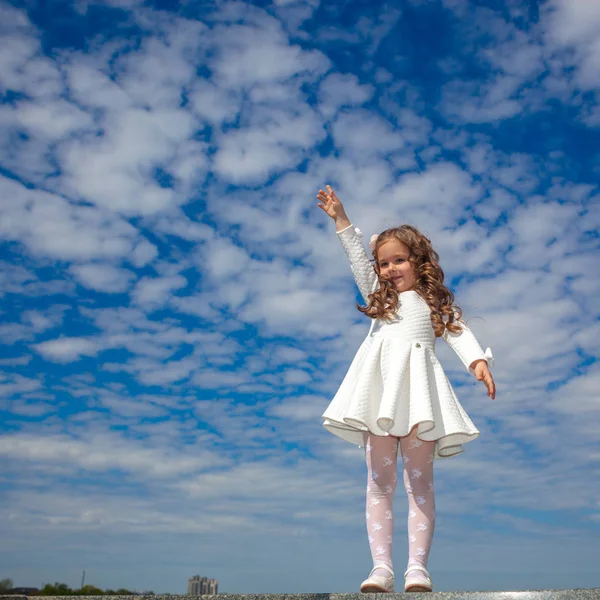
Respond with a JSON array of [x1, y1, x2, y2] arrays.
[[322, 328, 480, 458]]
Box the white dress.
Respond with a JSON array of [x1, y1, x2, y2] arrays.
[[322, 225, 494, 458]]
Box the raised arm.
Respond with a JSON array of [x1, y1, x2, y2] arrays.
[[335, 224, 378, 303], [317, 185, 378, 303]]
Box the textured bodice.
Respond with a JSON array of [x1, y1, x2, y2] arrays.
[[371, 291, 437, 349]]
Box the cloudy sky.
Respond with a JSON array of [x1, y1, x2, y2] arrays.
[[1, 0, 599, 594]]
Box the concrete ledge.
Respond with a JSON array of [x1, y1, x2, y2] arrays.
[[2, 591, 600, 600]]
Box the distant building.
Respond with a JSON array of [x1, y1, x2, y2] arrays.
[[9, 588, 41, 595], [187, 576, 218, 595]]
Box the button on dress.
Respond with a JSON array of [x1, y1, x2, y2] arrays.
[[321, 225, 494, 458]]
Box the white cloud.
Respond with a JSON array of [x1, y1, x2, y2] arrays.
[[0, 2, 30, 29], [130, 238, 159, 267], [440, 1, 600, 125], [66, 60, 134, 112], [239, 287, 347, 337], [331, 108, 407, 159], [318, 73, 374, 119], [98, 393, 168, 418], [545, 0, 600, 48], [0, 305, 69, 345], [203, 237, 252, 279], [270, 394, 328, 421], [119, 354, 201, 386], [70, 263, 136, 293], [75, 0, 144, 10], [8, 399, 55, 417], [0, 262, 74, 298], [0, 34, 40, 94], [208, 18, 329, 89], [548, 367, 600, 414], [12, 98, 94, 139], [59, 107, 197, 216], [214, 104, 325, 184], [131, 274, 188, 307], [282, 369, 312, 385], [0, 176, 138, 261], [0, 373, 42, 398], [442, 77, 524, 123], [508, 200, 581, 269], [21, 307, 68, 333], [389, 162, 481, 216], [32, 337, 99, 363], [188, 80, 241, 124], [0, 431, 223, 478]]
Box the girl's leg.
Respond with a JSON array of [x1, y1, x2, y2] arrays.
[[365, 433, 399, 576], [399, 429, 436, 572]]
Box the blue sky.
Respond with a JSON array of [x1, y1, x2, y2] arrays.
[[1, 0, 599, 594]]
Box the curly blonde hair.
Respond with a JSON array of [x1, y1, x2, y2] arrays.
[[357, 225, 463, 337]]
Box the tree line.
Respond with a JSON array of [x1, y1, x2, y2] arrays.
[[0, 579, 155, 596]]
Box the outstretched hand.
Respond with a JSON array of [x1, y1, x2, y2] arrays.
[[316, 185, 350, 227], [472, 360, 496, 400]]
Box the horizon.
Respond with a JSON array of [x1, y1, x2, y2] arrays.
[[1, 0, 599, 595]]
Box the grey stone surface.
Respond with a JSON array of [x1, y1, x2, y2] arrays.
[[4, 592, 598, 600]]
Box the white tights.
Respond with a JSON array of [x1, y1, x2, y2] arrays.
[[365, 429, 435, 576]]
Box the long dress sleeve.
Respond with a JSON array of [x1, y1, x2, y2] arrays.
[[441, 319, 494, 375], [336, 224, 378, 304]]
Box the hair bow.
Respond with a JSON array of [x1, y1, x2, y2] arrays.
[[368, 234, 379, 251]]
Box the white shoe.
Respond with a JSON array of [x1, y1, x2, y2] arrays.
[[360, 564, 394, 593], [404, 565, 433, 592]]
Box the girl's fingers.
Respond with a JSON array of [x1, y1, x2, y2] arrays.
[[478, 368, 495, 400], [316, 187, 338, 219], [328, 187, 340, 202]]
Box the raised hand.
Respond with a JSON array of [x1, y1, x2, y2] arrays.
[[473, 361, 496, 400], [316, 185, 351, 230]]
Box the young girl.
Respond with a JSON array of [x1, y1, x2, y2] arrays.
[[316, 185, 495, 593]]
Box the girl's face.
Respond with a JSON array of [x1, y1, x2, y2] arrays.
[[377, 238, 417, 293]]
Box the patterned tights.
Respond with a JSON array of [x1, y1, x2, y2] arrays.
[[365, 430, 435, 576]]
